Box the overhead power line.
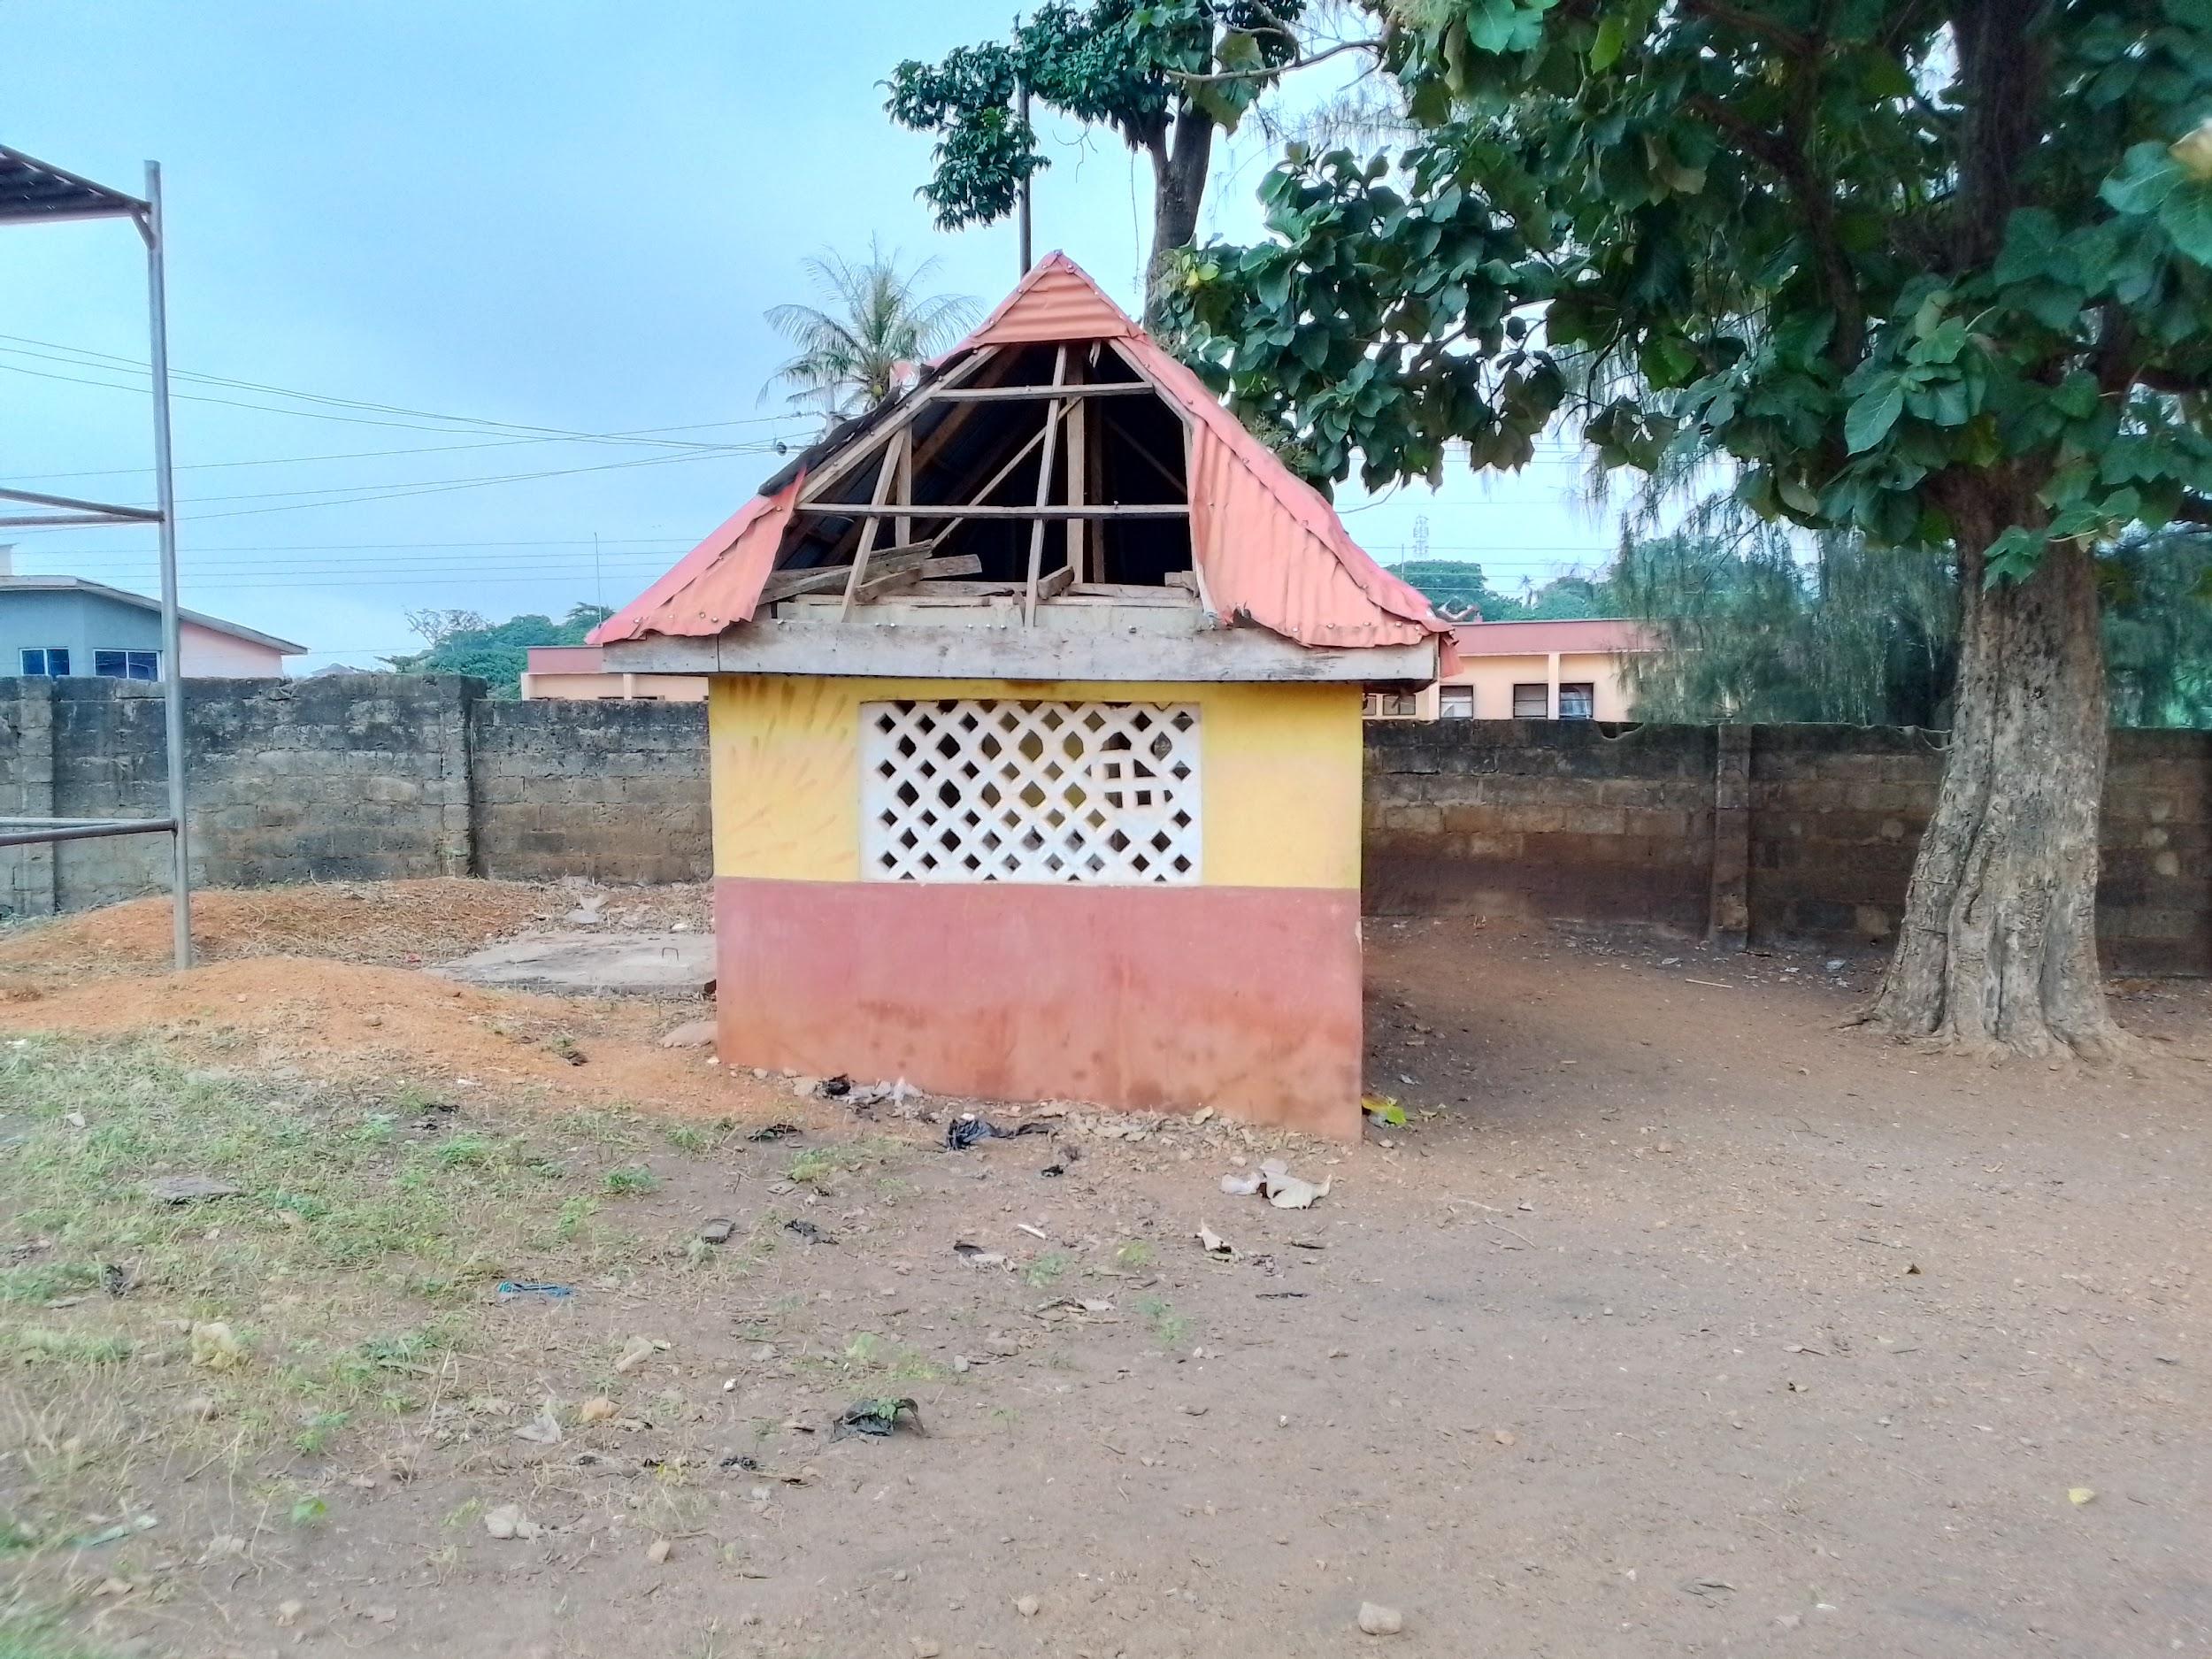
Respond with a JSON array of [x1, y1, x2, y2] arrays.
[[0, 334, 802, 451]]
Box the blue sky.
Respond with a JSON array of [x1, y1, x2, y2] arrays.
[[2, 3, 1620, 667]]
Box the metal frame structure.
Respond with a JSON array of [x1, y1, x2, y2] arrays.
[[0, 145, 190, 968]]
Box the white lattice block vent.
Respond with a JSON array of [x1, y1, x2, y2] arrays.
[[862, 699, 1202, 884]]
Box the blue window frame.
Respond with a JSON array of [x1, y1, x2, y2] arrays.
[[93, 649, 161, 682], [19, 648, 70, 677]]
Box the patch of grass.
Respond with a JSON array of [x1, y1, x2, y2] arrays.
[[0, 1604, 122, 1659], [0, 1262, 104, 1306], [785, 1148, 837, 1187], [0, 1036, 631, 1521], [12, 1328, 132, 1368], [1025, 1250, 1073, 1288], [600, 1164, 660, 1197], [1113, 1240, 1156, 1271], [832, 1332, 946, 1386], [290, 1409, 350, 1455], [664, 1124, 712, 1154], [1136, 1296, 1192, 1348]]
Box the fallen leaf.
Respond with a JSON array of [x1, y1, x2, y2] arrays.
[[2068, 1486, 2096, 1505], [1196, 1225, 1233, 1257]]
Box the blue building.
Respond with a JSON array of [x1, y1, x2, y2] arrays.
[[2, 574, 303, 680]]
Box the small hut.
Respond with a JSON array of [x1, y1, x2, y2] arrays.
[[593, 255, 1450, 1138]]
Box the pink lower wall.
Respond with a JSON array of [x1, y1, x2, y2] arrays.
[[178, 621, 288, 678], [714, 877, 1365, 1139]]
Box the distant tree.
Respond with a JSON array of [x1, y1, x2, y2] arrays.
[[2102, 531, 2212, 726], [1616, 528, 1959, 727], [385, 603, 612, 698], [763, 242, 979, 429], [887, 1, 1371, 320], [1386, 557, 1512, 617]]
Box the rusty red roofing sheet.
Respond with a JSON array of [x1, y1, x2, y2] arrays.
[[593, 254, 1449, 659], [591, 473, 803, 643]]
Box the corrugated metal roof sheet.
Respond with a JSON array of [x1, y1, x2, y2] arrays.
[[592, 254, 1450, 660], [591, 475, 803, 641]]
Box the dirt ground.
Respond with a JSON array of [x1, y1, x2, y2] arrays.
[[4, 884, 2211, 1659]]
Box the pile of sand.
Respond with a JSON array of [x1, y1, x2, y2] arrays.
[[0, 879, 567, 976], [0, 955, 763, 1118]]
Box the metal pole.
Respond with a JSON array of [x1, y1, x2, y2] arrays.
[[142, 161, 191, 972], [1018, 80, 1034, 277]]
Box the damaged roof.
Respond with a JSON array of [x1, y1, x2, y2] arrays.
[[593, 253, 1449, 656]]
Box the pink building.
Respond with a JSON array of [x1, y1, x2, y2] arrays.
[[1367, 618, 1651, 721]]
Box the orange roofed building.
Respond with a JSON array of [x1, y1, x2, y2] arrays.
[[591, 255, 1451, 1139]]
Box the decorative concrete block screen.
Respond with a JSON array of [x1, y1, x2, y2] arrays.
[[861, 698, 1201, 884]]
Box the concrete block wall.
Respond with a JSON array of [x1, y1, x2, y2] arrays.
[[470, 698, 710, 883], [1365, 719, 2212, 974], [1, 674, 2203, 976], [1363, 720, 1718, 934]]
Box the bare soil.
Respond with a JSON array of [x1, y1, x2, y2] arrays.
[[4, 894, 2211, 1659]]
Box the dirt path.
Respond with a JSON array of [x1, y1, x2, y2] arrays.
[[4, 910, 2209, 1658]]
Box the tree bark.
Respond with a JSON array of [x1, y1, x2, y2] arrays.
[[1143, 111, 1215, 328], [1861, 499, 2124, 1059]]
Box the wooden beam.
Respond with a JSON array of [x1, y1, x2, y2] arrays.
[[929, 381, 1152, 403], [1033, 563, 1075, 603], [1024, 347, 1071, 626], [839, 433, 905, 621], [857, 552, 983, 601], [1064, 353, 1087, 583], [798, 502, 1187, 520], [796, 346, 999, 505], [761, 540, 939, 604]]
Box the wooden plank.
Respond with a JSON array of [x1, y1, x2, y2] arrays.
[[859, 553, 985, 601], [800, 503, 1187, 520], [929, 381, 1152, 403], [796, 345, 998, 505], [760, 541, 936, 604], [1064, 354, 1087, 582], [1023, 346, 1071, 626], [1033, 563, 1075, 603], [655, 616, 1445, 684], [839, 433, 905, 621]]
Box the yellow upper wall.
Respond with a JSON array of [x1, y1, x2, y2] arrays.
[[708, 674, 1363, 890]]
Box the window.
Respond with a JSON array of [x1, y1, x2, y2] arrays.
[[863, 699, 1200, 884], [1511, 683, 1549, 718], [1438, 685, 1475, 718], [93, 649, 161, 682], [1364, 692, 1418, 719], [1558, 682, 1595, 720], [19, 648, 70, 677]]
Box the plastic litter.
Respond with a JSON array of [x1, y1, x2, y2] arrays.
[[1218, 1158, 1332, 1210], [831, 1396, 926, 1440], [747, 1122, 802, 1142], [946, 1115, 1053, 1151], [785, 1218, 839, 1245], [496, 1281, 574, 1302]]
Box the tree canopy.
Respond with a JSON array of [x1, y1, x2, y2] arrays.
[[886, 1, 1319, 312], [1169, 0, 2212, 560], [385, 604, 612, 697]]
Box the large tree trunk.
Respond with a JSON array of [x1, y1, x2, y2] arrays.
[[1142, 112, 1215, 328], [1862, 507, 2124, 1058]]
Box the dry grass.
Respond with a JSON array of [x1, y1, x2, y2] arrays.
[[0, 1035, 663, 1556]]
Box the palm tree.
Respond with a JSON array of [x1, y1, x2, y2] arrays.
[[763, 242, 979, 429]]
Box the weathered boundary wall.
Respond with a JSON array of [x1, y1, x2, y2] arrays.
[[2, 678, 2204, 972], [1363, 719, 2212, 974], [0, 676, 708, 916]]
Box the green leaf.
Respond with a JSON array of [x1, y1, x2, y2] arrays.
[[1844, 381, 1904, 454], [1590, 14, 1625, 70], [2102, 142, 2185, 217], [2157, 180, 2212, 266], [1984, 526, 2047, 588]]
